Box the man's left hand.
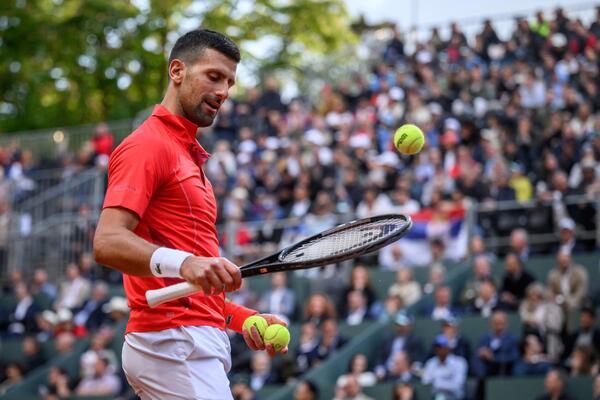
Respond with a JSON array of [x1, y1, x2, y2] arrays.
[[242, 313, 288, 357]]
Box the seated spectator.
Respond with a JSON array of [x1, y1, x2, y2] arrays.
[[423, 264, 446, 295], [356, 187, 392, 218], [472, 311, 519, 377], [567, 346, 598, 376], [509, 228, 530, 261], [6, 282, 39, 335], [547, 251, 589, 330], [383, 351, 415, 383], [379, 242, 411, 270], [375, 312, 424, 379], [514, 334, 554, 376], [32, 268, 57, 302], [36, 310, 58, 342], [73, 281, 109, 331], [460, 254, 494, 307], [469, 278, 511, 318], [55, 331, 76, 355], [555, 217, 580, 255], [0, 362, 25, 394], [38, 366, 71, 399], [54, 263, 91, 311], [333, 374, 374, 400], [75, 356, 121, 396], [295, 322, 320, 373], [563, 306, 600, 362], [249, 352, 279, 391], [421, 334, 468, 400], [258, 272, 295, 321], [341, 265, 378, 317], [22, 335, 47, 372], [499, 252, 535, 310], [231, 379, 256, 400], [535, 369, 574, 400], [387, 269, 422, 307], [344, 290, 374, 325], [429, 316, 471, 361], [379, 294, 404, 322], [55, 308, 87, 337], [422, 285, 458, 320], [392, 381, 417, 400], [293, 379, 319, 400], [80, 332, 117, 379], [519, 283, 564, 361], [315, 318, 348, 363], [336, 353, 377, 388], [303, 293, 337, 327]]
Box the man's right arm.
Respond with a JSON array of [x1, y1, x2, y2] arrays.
[[93, 207, 241, 294]]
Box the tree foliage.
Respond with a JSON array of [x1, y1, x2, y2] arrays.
[[0, 0, 356, 132]]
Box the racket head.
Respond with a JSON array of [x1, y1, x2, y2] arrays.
[[241, 214, 412, 277]]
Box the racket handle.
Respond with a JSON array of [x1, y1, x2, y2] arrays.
[[146, 282, 200, 308]]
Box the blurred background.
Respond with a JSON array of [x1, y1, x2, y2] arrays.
[[1, 1, 600, 399]]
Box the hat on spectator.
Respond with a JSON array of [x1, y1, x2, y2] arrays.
[[305, 129, 327, 146], [434, 334, 450, 348], [103, 296, 129, 314], [559, 217, 575, 231], [394, 312, 413, 326], [42, 310, 58, 326], [389, 87, 405, 101], [444, 118, 460, 132], [57, 308, 73, 323]]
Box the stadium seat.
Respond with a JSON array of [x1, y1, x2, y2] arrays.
[[485, 375, 593, 400]]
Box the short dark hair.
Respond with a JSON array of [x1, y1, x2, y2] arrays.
[[169, 29, 240, 65]]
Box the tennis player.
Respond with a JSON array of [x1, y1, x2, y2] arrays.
[[93, 29, 287, 400]]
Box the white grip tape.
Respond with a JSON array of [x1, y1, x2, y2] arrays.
[[146, 282, 200, 308]]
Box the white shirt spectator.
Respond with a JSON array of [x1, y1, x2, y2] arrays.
[[422, 354, 467, 400]]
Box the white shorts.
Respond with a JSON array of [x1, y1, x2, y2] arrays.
[[122, 325, 233, 400]]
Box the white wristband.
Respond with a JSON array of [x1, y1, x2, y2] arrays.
[[150, 247, 193, 278]]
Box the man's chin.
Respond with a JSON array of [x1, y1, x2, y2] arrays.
[[194, 113, 215, 127]]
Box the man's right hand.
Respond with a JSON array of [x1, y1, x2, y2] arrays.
[[180, 257, 241, 295]]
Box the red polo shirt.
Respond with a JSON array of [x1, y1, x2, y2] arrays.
[[103, 105, 255, 334]]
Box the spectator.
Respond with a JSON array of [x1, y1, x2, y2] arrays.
[[509, 228, 530, 261], [387, 269, 422, 307], [336, 353, 377, 388], [472, 311, 520, 377], [469, 278, 511, 318], [0, 362, 25, 394], [36, 310, 58, 342], [258, 272, 296, 321], [423, 264, 446, 295], [514, 334, 554, 376], [379, 242, 411, 270], [6, 282, 39, 335], [567, 346, 597, 376], [421, 334, 468, 400], [547, 251, 589, 328], [430, 316, 471, 362], [22, 335, 47, 372], [75, 356, 121, 396], [422, 285, 458, 320], [55, 331, 76, 355], [295, 322, 319, 373], [315, 318, 348, 363], [102, 296, 129, 325], [341, 265, 378, 315], [344, 290, 373, 325], [73, 281, 109, 331], [32, 268, 57, 302], [38, 366, 71, 399], [303, 293, 337, 327], [555, 218, 579, 255], [249, 352, 279, 391], [54, 263, 91, 311], [460, 255, 494, 307], [375, 312, 424, 379], [563, 306, 600, 362], [293, 379, 319, 400], [79, 332, 117, 379], [231, 380, 256, 400], [383, 351, 415, 383], [392, 381, 417, 400], [519, 283, 564, 361], [499, 252, 536, 310], [535, 369, 574, 400], [333, 374, 374, 400], [91, 122, 115, 157]]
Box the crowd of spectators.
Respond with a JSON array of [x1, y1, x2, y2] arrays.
[[0, 5, 600, 400]]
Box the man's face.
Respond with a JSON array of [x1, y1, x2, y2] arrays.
[[174, 48, 237, 127]]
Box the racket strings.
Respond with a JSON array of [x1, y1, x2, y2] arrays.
[[281, 218, 407, 263]]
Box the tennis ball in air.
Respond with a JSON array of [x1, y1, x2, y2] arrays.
[[263, 324, 290, 351], [394, 124, 425, 155], [242, 315, 268, 337]]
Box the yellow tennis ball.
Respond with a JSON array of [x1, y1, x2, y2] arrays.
[[242, 315, 268, 337], [263, 324, 290, 351], [394, 124, 425, 155]]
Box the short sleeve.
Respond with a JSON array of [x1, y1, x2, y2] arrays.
[[103, 137, 170, 219]]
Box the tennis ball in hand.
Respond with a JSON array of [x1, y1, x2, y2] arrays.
[[394, 124, 425, 155], [242, 315, 268, 337], [263, 324, 290, 351]]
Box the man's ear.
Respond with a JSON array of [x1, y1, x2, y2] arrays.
[[168, 59, 185, 84]]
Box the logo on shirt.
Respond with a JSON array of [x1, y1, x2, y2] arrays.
[[156, 263, 162, 275]]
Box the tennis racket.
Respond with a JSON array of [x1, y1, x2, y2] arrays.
[[146, 214, 412, 308]]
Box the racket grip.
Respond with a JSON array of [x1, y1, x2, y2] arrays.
[[146, 282, 201, 308]]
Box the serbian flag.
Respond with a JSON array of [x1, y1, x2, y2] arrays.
[[397, 205, 468, 267]]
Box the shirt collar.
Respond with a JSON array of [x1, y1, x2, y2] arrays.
[[152, 104, 211, 165]]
